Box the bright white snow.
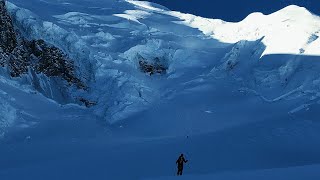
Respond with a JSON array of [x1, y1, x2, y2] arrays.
[[1, 0, 320, 180]]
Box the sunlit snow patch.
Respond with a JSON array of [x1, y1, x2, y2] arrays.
[[127, 1, 320, 57], [114, 10, 151, 24]]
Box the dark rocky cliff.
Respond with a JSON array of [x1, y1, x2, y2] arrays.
[[0, 0, 90, 105], [0, 0, 85, 88], [0, 0, 17, 52]]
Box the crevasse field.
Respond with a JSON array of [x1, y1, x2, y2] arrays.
[[1, 0, 320, 179]]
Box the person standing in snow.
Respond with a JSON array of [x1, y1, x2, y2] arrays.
[[176, 153, 188, 176]]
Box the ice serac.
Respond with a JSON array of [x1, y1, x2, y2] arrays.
[[2, 0, 320, 125], [0, 0, 88, 105]]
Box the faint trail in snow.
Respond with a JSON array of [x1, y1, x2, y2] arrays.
[[239, 86, 304, 103], [289, 103, 311, 114]]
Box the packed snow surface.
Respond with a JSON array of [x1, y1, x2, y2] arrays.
[[1, 0, 320, 179]]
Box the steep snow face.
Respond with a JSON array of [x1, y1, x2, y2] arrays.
[[132, 2, 320, 56], [213, 6, 320, 56], [119, 1, 320, 122], [4, 0, 320, 124]]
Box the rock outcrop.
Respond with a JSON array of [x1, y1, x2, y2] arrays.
[[0, 0, 85, 89], [138, 55, 167, 75], [0, 0, 16, 53], [0, 0, 93, 106]]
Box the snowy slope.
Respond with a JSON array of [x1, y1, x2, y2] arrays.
[[164, 4, 320, 56], [4, 0, 320, 124], [145, 0, 320, 22], [145, 164, 320, 180], [1, 0, 320, 180]]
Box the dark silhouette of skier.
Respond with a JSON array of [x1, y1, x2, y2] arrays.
[[176, 153, 188, 176]]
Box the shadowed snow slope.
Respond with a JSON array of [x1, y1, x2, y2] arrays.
[[1, 0, 320, 180], [5, 0, 320, 123], [144, 164, 320, 180]]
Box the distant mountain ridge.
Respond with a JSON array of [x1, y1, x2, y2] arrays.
[[143, 0, 319, 22]]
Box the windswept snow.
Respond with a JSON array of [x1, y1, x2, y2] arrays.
[[1, 0, 320, 179], [6, 0, 320, 123], [114, 10, 152, 24], [130, 2, 320, 57]]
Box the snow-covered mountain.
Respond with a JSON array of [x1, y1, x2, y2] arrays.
[[5, 0, 320, 123], [145, 0, 319, 22], [1, 0, 320, 179]]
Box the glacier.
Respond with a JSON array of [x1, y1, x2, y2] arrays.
[[1, 0, 320, 179]]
